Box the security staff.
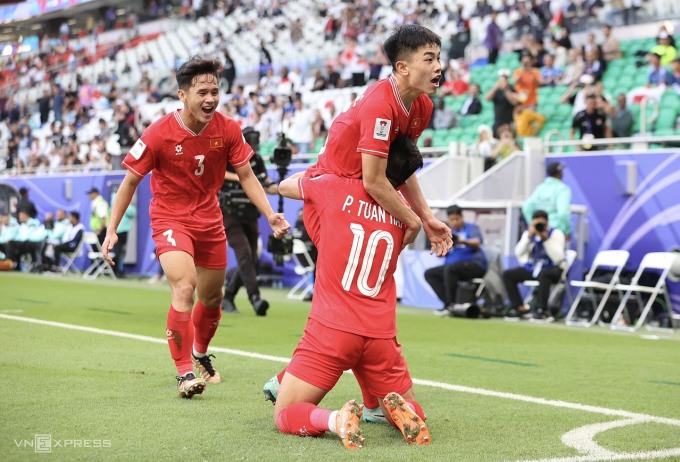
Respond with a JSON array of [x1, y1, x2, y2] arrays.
[[219, 127, 278, 315]]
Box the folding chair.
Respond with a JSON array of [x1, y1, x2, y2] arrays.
[[287, 238, 314, 300], [565, 250, 630, 327], [610, 252, 677, 333], [59, 238, 85, 275], [523, 249, 578, 314], [82, 232, 117, 280]]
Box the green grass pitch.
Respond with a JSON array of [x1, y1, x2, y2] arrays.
[[1, 272, 679, 461]]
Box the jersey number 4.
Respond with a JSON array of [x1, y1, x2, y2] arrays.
[[341, 223, 394, 297]]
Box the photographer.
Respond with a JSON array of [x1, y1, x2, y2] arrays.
[[424, 205, 487, 316], [502, 210, 566, 320], [220, 127, 278, 316]]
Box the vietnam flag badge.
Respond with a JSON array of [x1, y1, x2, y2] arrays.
[[210, 138, 223, 149]]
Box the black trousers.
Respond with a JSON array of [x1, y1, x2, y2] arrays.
[[488, 47, 499, 64], [223, 214, 261, 300], [502, 266, 562, 310], [112, 231, 128, 275], [424, 261, 487, 307]]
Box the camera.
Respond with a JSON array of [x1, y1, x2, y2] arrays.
[[268, 132, 294, 266], [268, 233, 293, 266], [272, 133, 292, 169], [452, 233, 459, 244], [535, 222, 546, 233]]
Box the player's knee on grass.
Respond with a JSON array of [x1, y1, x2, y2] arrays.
[[275, 402, 326, 437]]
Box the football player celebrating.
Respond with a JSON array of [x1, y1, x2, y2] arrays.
[[273, 136, 431, 449], [102, 57, 290, 398], [307, 24, 452, 257]]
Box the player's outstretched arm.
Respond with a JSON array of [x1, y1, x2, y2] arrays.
[[277, 172, 304, 200], [103, 171, 142, 265], [236, 162, 291, 238]]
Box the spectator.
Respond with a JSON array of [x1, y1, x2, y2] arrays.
[[432, 96, 457, 130], [425, 205, 488, 316], [549, 37, 568, 69], [87, 187, 109, 244], [484, 11, 503, 64], [259, 41, 273, 78], [559, 48, 585, 86], [665, 58, 680, 94], [628, 52, 669, 104], [284, 97, 314, 155], [485, 69, 519, 137], [648, 52, 669, 86], [609, 93, 634, 138], [440, 67, 469, 97], [16, 187, 38, 219], [512, 52, 542, 107], [474, 125, 498, 171], [561, 74, 596, 115], [491, 125, 521, 163], [42, 211, 84, 272], [6, 210, 44, 271], [37, 88, 52, 127], [650, 32, 677, 66], [222, 49, 236, 94], [514, 106, 546, 137], [601, 24, 621, 62], [570, 94, 611, 151], [503, 210, 566, 320], [522, 162, 572, 238], [582, 49, 605, 82], [460, 83, 482, 117], [0, 212, 18, 259], [540, 54, 564, 87]]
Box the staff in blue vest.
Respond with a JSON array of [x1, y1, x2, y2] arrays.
[[424, 205, 488, 316]]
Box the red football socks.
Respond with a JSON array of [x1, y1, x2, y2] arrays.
[[166, 306, 194, 376], [275, 403, 330, 437], [192, 300, 222, 355]]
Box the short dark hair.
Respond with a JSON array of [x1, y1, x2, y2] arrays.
[[70, 211, 80, 221], [446, 205, 463, 216], [383, 25, 441, 69], [175, 56, 222, 90], [532, 210, 548, 220], [386, 136, 423, 188], [19, 187, 28, 195]]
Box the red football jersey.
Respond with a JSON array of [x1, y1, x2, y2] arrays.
[[122, 111, 253, 227], [308, 75, 433, 179], [298, 174, 406, 338]]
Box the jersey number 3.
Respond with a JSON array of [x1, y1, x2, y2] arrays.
[[194, 155, 205, 176], [341, 223, 394, 297]]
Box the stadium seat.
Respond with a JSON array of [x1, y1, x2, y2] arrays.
[[287, 239, 315, 300], [610, 252, 677, 332], [522, 249, 577, 315], [82, 232, 117, 280], [59, 238, 86, 276], [565, 250, 630, 327]]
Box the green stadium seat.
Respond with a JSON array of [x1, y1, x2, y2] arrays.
[[655, 108, 678, 130]]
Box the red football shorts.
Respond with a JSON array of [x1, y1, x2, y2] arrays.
[[152, 219, 227, 269], [287, 318, 413, 400]]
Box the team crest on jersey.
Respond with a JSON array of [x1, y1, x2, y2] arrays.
[[374, 118, 391, 140], [175, 144, 183, 155], [210, 138, 224, 149], [129, 138, 146, 160]]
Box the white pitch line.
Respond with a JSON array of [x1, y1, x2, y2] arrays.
[[516, 447, 680, 462], [0, 313, 680, 450]]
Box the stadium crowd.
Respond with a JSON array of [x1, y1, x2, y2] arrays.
[[0, 0, 678, 177]]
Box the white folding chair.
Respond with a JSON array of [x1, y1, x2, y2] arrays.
[[523, 249, 578, 314], [287, 238, 315, 300], [610, 252, 676, 333], [59, 238, 85, 275], [565, 250, 630, 327], [82, 232, 117, 280]]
